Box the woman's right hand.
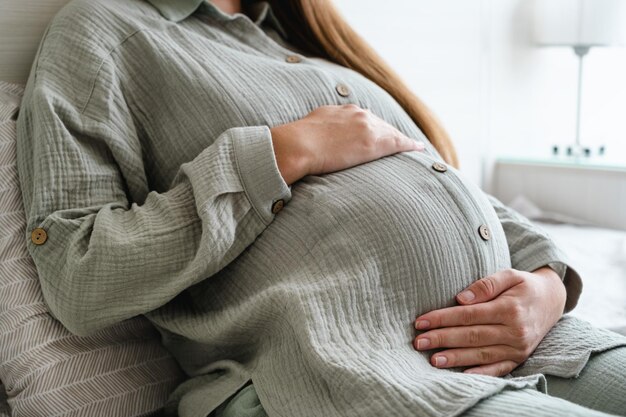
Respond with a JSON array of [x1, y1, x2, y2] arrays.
[[269, 104, 425, 185]]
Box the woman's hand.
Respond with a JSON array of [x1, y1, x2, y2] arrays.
[[413, 267, 567, 376], [270, 104, 425, 185]]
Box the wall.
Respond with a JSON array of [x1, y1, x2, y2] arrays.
[[335, 0, 626, 191], [485, 0, 626, 191]]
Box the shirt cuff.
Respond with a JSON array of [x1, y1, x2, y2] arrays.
[[512, 240, 583, 314], [232, 125, 292, 225]]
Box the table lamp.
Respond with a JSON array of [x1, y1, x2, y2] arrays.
[[532, 0, 626, 158]]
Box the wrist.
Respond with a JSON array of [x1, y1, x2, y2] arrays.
[[269, 124, 310, 185], [532, 265, 560, 282], [532, 266, 567, 316]]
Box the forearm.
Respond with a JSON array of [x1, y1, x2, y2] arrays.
[[21, 113, 291, 336], [34, 181, 258, 334]]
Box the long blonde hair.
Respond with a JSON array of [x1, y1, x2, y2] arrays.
[[268, 0, 460, 168]]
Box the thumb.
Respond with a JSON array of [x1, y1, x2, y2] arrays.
[[457, 269, 525, 305]]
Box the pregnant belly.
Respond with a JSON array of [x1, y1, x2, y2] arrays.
[[182, 151, 511, 352]]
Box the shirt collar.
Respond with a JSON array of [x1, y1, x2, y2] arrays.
[[146, 0, 289, 39]]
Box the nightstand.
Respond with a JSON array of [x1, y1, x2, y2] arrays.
[[491, 157, 626, 230]]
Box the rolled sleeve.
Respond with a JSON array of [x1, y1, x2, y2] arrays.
[[232, 125, 292, 225], [16, 55, 294, 336]]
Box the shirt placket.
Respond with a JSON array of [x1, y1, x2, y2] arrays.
[[201, 5, 357, 108]]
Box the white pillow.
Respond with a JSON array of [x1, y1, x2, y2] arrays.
[[0, 80, 185, 417]]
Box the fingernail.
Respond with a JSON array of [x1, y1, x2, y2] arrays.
[[415, 141, 425, 150], [434, 356, 448, 367], [416, 338, 430, 350], [415, 320, 430, 330], [457, 290, 475, 303]]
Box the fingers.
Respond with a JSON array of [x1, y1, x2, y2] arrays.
[[456, 268, 525, 305], [426, 345, 524, 370], [360, 107, 424, 154], [415, 302, 502, 330], [412, 268, 550, 375], [411, 139, 426, 151], [314, 103, 425, 173], [382, 128, 424, 154], [414, 324, 514, 351], [464, 360, 520, 377], [402, 136, 425, 152]]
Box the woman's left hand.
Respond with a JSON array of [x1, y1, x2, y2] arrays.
[[413, 266, 567, 376]]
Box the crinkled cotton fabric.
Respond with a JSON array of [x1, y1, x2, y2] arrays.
[[15, 0, 626, 416]]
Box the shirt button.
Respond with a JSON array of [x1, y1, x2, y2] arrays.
[[31, 228, 48, 245], [432, 162, 448, 172], [335, 83, 351, 97], [478, 225, 491, 241], [285, 55, 302, 63], [271, 199, 285, 214]]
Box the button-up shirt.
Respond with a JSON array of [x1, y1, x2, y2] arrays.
[[16, 0, 587, 416], [149, 0, 289, 38]]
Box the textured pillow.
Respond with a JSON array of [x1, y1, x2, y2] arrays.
[[0, 80, 185, 416]]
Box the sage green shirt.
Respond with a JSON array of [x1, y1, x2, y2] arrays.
[[17, 0, 619, 416]]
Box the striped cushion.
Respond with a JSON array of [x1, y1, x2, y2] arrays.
[[0, 80, 185, 416]]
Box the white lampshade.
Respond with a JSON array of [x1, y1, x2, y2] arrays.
[[533, 0, 626, 47]]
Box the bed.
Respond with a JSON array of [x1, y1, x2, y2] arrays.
[[1, 1, 625, 416]]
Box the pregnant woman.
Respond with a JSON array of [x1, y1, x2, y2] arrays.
[[16, 0, 626, 416]]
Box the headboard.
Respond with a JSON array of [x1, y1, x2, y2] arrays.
[[0, 0, 71, 84]]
